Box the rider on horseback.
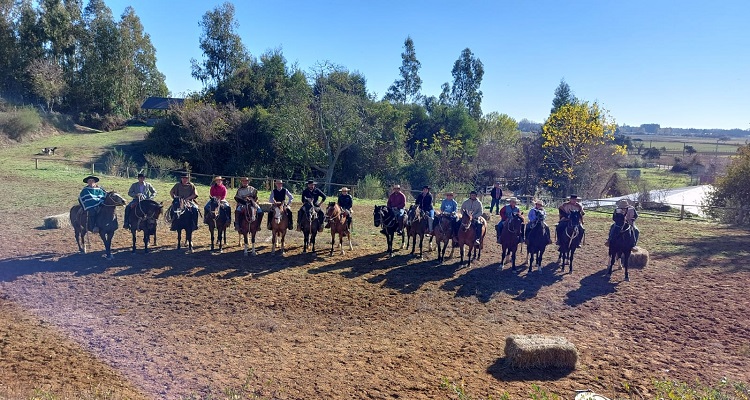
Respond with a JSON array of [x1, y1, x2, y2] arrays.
[[268, 179, 294, 230], [204, 176, 231, 224], [556, 194, 585, 246], [527, 199, 552, 244], [440, 191, 459, 237], [413, 185, 435, 234], [169, 174, 199, 231], [461, 190, 485, 246], [123, 172, 157, 230], [386, 184, 407, 235], [326, 187, 353, 230], [297, 180, 326, 232], [606, 199, 639, 246], [79, 175, 106, 233], [496, 197, 525, 242], [234, 177, 262, 231]]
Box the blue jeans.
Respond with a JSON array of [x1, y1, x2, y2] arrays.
[[490, 198, 501, 214]]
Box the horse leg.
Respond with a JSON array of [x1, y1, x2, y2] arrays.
[[418, 234, 424, 259], [271, 231, 277, 254], [624, 250, 630, 281], [131, 229, 137, 253], [176, 230, 182, 250], [209, 227, 215, 252], [250, 231, 256, 256], [311, 231, 316, 253], [302, 231, 308, 253], [280, 233, 285, 255], [186, 229, 193, 253], [511, 248, 517, 271], [568, 249, 575, 273], [102, 231, 113, 260]]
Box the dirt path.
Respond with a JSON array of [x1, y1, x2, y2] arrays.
[[1, 207, 748, 399]]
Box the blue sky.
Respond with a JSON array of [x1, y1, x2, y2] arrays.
[[104, 0, 750, 130]]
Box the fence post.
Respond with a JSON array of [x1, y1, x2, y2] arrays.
[[35, 158, 39, 169], [91, 160, 95, 175], [679, 204, 685, 220]]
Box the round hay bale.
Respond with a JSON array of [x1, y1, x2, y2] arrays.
[[504, 334, 578, 370], [43, 213, 71, 229], [482, 212, 492, 222], [628, 246, 649, 268]]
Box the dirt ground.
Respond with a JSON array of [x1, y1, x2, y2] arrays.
[[0, 205, 748, 399]]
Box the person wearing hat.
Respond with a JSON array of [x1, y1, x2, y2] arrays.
[[440, 191, 460, 237], [268, 179, 294, 230], [387, 184, 407, 234], [234, 177, 262, 231], [496, 197, 525, 242], [79, 175, 106, 233], [527, 199, 551, 244], [489, 182, 504, 215], [413, 185, 435, 234], [607, 199, 639, 246], [204, 176, 231, 224], [298, 180, 327, 232], [123, 172, 157, 230], [556, 194, 585, 246], [461, 190, 485, 245], [169, 174, 199, 231], [328, 187, 353, 230]]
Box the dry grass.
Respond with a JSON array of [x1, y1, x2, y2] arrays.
[[505, 335, 578, 370], [629, 246, 650, 268]]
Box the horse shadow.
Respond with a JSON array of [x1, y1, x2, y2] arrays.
[[440, 261, 562, 303], [367, 259, 464, 294], [486, 357, 575, 382], [307, 251, 404, 279], [564, 268, 619, 307], [0, 252, 130, 282]]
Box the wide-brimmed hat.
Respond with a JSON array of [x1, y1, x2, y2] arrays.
[[470, 190, 478, 195], [422, 185, 430, 190], [274, 179, 283, 184], [445, 191, 454, 196], [569, 194, 579, 199], [240, 177, 249, 181], [83, 175, 99, 183], [306, 179, 316, 185], [180, 173, 189, 179], [339, 187, 349, 192], [214, 176, 224, 182], [393, 184, 401, 189], [508, 197, 518, 203], [617, 199, 630, 208], [534, 199, 544, 206]]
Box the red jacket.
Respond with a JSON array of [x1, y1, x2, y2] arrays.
[[209, 184, 227, 200], [387, 191, 406, 209]]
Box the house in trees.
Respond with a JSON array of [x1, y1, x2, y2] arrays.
[[140, 97, 185, 125]]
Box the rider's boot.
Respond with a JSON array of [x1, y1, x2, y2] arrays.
[[192, 209, 199, 231]]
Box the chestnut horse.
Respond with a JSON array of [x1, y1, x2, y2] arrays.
[[433, 212, 456, 263], [70, 191, 126, 260], [237, 199, 263, 256], [127, 197, 163, 254], [325, 202, 352, 256], [270, 202, 289, 255], [205, 196, 231, 253], [406, 205, 433, 259], [456, 210, 486, 267], [498, 212, 524, 271]]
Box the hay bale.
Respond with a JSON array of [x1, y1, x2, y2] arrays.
[[504, 335, 578, 370], [43, 213, 70, 229], [629, 246, 649, 269], [482, 212, 492, 222]]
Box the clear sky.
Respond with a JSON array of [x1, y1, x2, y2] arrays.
[[104, 0, 750, 130]]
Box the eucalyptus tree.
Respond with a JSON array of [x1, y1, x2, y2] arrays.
[[384, 36, 422, 104], [441, 48, 484, 119]]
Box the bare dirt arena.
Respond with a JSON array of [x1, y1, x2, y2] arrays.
[[0, 206, 748, 399]]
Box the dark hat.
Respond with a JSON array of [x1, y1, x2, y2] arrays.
[[470, 190, 478, 195], [180, 173, 189, 179], [83, 175, 99, 183], [569, 194, 578, 199], [422, 185, 430, 190], [306, 180, 316, 185], [137, 172, 145, 178]]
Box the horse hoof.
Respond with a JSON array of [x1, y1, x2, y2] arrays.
[[625, 276, 630, 282], [106, 255, 114, 261]]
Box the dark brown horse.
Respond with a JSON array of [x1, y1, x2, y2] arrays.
[[166, 198, 198, 253], [127, 197, 163, 254], [205, 196, 231, 253], [237, 199, 263, 256], [325, 202, 352, 256], [498, 212, 524, 271], [433, 212, 456, 263], [525, 219, 549, 274], [556, 209, 583, 273], [373, 205, 407, 258], [70, 191, 126, 260], [607, 221, 635, 281], [270, 202, 289, 255], [406, 205, 433, 259], [299, 199, 320, 253]]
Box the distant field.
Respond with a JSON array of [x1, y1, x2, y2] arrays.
[[628, 134, 745, 155], [616, 167, 691, 189]]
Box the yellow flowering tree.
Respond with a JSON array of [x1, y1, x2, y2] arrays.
[[541, 101, 624, 195]]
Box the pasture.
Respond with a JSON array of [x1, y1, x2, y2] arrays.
[[0, 131, 749, 399]]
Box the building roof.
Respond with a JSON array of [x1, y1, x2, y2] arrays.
[[140, 97, 185, 110]]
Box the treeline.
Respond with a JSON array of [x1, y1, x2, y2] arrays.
[[0, 0, 167, 129]]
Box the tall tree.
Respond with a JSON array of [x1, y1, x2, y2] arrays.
[[384, 36, 422, 104], [190, 2, 248, 89], [26, 57, 66, 111], [551, 78, 576, 114], [444, 48, 484, 119], [0, 0, 18, 95], [541, 101, 622, 195], [705, 144, 750, 225]]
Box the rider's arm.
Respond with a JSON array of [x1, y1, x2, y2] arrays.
[[186, 185, 198, 201], [128, 183, 137, 198], [170, 184, 178, 199], [286, 189, 294, 205], [269, 192, 274, 203], [148, 183, 156, 198], [317, 189, 326, 206]]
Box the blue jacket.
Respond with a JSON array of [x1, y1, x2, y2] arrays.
[[79, 186, 106, 210], [440, 198, 458, 214]]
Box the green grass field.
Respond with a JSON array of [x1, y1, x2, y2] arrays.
[[628, 134, 744, 155]]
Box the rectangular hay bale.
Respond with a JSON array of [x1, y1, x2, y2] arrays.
[[43, 213, 71, 229], [505, 335, 578, 370]]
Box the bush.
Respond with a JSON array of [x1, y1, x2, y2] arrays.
[[0, 107, 42, 141], [78, 112, 126, 131], [144, 153, 182, 179], [104, 148, 136, 177], [356, 174, 385, 200]]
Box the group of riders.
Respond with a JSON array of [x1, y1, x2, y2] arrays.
[[78, 175, 639, 247]]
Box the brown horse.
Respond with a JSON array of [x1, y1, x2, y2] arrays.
[[205, 196, 231, 253], [299, 199, 320, 253], [270, 202, 289, 255], [406, 205, 433, 259], [127, 197, 163, 254], [70, 191, 127, 260], [498, 212, 524, 271], [237, 199, 263, 256], [456, 210, 476, 267], [325, 202, 352, 256], [433, 212, 456, 263]]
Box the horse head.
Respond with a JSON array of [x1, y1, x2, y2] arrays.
[[459, 209, 473, 230], [325, 202, 339, 220], [506, 212, 523, 233], [373, 205, 384, 227], [272, 201, 284, 223], [568, 209, 582, 228], [106, 191, 127, 207]]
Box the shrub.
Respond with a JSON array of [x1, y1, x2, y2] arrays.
[[104, 148, 136, 177], [1, 107, 42, 141], [144, 153, 182, 179], [356, 174, 384, 199]]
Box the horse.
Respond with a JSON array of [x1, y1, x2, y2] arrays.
[[456, 210, 485, 267], [166, 198, 197, 253], [325, 202, 352, 256], [373, 205, 406, 258], [127, 197, 163, 254], [556, 209, 583, 273], [70, 191, 126, 260], [299, 198, 321, 253], [269, 202, 290, 255], [237, 199, 263, 256], [433, 212, 456, 263], [499, 213, 524, 271], [607, 221, 636, 281], [205, 196, 231, 253], [406, 205, 433, 259], [525, 219, 549, 274]]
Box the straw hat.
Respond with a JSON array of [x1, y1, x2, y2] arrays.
[[617, 199, 630, 208], [274, 179, 283, 184], [534, 199, 544, 206], [508, 197, 518, 203], [240, 177, 249, 181], [393, 184, 401, 189], [339, 187, 349, 192], [213, 176, 224, 182], [445, 191, 454, 196]]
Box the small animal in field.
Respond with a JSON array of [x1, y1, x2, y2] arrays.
[[41, 147, 58, 155]]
